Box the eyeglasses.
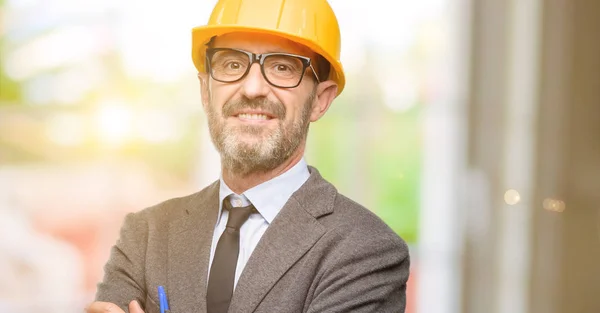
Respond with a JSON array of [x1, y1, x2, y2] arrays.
[[205, 48, 320, 88]]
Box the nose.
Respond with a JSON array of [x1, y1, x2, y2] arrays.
[[240, 63, 270, 99]]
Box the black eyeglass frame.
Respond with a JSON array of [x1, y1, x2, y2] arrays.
[[205, 47, 321, 88]]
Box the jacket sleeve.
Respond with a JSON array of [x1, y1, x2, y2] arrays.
[[306, 232, 411, 313], [95, 212, 149, 311]]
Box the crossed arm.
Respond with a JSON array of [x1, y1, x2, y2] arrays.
[[90, 212, 150, 312], [87, 211, 410, 313], [305, 230, 410, 313]]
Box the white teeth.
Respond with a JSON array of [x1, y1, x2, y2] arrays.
[[238, 113, 268, 120]]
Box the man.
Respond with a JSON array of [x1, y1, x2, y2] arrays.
[[88, 0, 410, 312]]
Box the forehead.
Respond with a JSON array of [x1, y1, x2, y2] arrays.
[[211, 32, 316, 57]]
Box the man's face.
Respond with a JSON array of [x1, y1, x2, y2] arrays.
[[198, 32, 330, 176]]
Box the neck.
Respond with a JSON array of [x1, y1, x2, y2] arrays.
[[221, 146, 306, 194]]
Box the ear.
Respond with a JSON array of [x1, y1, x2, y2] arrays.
[[197, 72, 210, 108], [310, 80, 338, 122]]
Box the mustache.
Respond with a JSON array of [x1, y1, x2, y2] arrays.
[[222, 97, 286, 119]]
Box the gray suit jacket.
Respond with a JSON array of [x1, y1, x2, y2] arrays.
[[95, 166, 410, 313]]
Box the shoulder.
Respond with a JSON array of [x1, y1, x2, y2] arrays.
[[124, 180, 219, 226], [298, 166, 408, 254], [328, 192, 409, 255], [311, 187, 410, 287]]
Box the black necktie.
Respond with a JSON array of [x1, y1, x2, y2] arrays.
[[206, 198, 254, 313]]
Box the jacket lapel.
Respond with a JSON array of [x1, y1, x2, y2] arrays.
[[167, 180, 220, 313], [227, 167, 336, 312]]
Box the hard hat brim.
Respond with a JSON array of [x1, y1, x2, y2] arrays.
[[192, 25, 345, 96]]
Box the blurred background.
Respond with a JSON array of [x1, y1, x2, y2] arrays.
[[1, 0, 599, 312]]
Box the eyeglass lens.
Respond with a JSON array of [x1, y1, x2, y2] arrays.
[[209, 49, 306, 88]]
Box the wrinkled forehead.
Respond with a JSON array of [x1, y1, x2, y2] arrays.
[[211, 32, 317, 58]]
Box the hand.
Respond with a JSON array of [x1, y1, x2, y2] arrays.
[[86, 300, 145, 313]]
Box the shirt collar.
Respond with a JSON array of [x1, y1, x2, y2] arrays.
[[217, 157, 310, 225]]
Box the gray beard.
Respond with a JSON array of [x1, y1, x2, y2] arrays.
[[205, 93, 314, 177]]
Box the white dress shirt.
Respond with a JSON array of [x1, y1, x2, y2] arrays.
[[207, 157, 310, 289]]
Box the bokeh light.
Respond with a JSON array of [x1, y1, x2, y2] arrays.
[[504, 189, 521, 205]]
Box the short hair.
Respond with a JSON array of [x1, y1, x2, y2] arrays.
[[314, 54, 331, 83]]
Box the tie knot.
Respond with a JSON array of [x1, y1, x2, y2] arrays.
[[223, 199, 254, 231]]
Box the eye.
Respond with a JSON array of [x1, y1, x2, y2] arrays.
[[226, 62, 241, 70], [275, 64, 291, 72]]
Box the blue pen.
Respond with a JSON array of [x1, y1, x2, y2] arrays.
[[158, 286, 170, 313]]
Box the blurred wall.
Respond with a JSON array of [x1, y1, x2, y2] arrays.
[[462, 0, 600, 313], [546, 1, 600, 312]]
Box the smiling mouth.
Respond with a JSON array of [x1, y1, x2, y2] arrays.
[[234, 113, 275, 121]]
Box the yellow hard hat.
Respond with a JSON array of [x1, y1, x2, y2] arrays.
[[191, 0, 346, 96]]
